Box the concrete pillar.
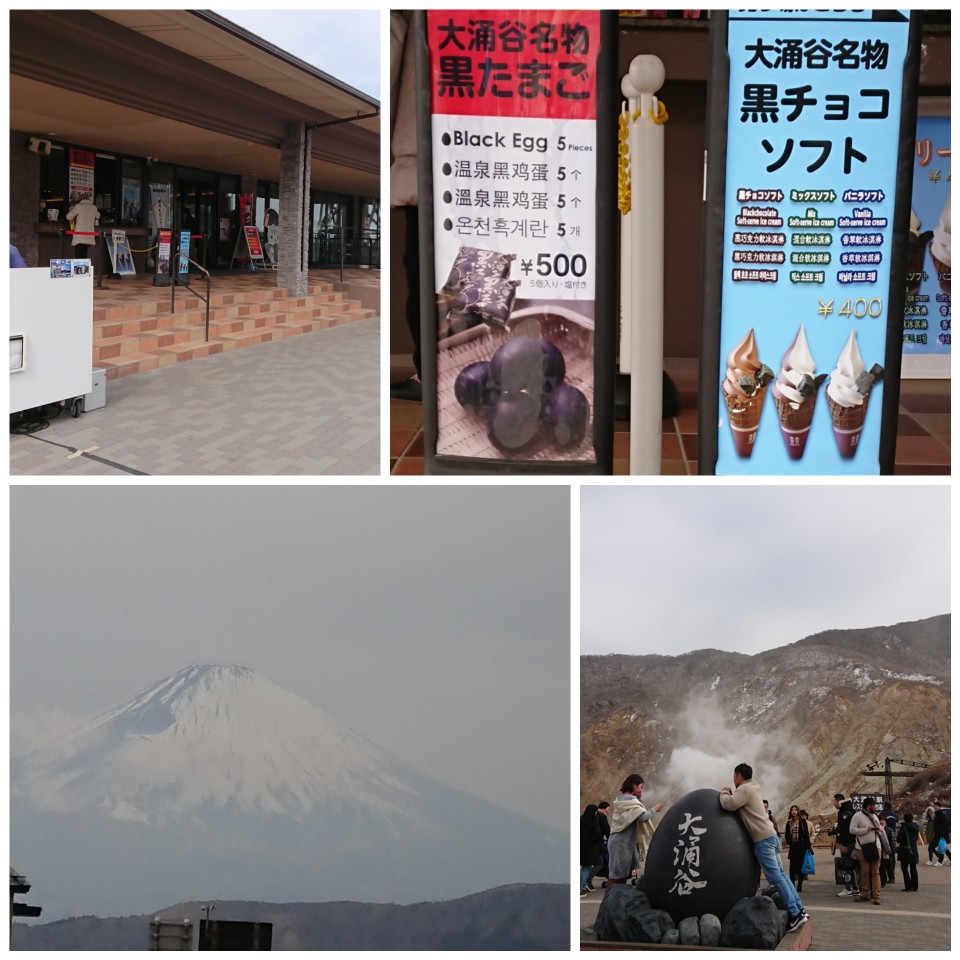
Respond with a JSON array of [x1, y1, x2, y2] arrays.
[[279, 121, 311, 296]]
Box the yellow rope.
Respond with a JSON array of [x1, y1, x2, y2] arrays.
[[618, 102, 668, 214], [618, 110, 631, 215], [126, 243, 159, 253]]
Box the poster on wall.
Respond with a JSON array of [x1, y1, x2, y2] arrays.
[[149, 184, 171, 230], [701, 10, 920, 475], [422, 9, 615, 471], [239, 194, 254, 227], [107, 229, 136, 276], [68, 149, 95, 200], [903, 110, 950, 377]]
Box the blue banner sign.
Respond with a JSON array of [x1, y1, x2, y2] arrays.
[[715, 10, 912, 473]]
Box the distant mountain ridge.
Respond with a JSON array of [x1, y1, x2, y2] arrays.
[[581, 616, 950, 817], [12, 666, 567, 919], [12, 884, 569, 951]]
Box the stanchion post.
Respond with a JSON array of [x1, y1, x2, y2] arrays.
[[628, 55, 666, 476], [619, 76, 639, 377]]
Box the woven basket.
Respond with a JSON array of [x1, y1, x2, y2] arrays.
[[437, 306, 595, 461]]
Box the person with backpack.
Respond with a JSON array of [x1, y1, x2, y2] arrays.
[[833, 793, 860, 896]]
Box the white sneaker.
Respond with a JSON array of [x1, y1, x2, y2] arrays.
[[935, 861, 944, 867], [837, 889, 855, 897]]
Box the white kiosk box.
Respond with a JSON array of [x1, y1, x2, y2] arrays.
[[10, 268, 93, 414]]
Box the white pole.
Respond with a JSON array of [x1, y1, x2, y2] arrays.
[[619, 76, 639, 376], [628, 55, 665, 475]]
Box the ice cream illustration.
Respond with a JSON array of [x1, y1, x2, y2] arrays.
[[771, 325, 825, 460], [722, 328, 773, 458], [825, 328, 884, 459], [929, 194, 951, 292], [906, 209, 933, 296]]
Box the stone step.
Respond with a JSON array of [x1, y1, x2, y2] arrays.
[[90, 282, 339, 322], [95, 299, 374, 379]]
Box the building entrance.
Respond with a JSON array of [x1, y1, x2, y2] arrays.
[[175, 175, 217, 271]]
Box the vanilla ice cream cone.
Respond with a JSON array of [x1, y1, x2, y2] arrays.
[[827, 393, 869, 459]]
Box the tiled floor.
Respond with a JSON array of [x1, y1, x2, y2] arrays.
[[11, 316, 380, 476], [390, 357, 950, 475]]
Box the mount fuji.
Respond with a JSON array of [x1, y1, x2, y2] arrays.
[[11, 665, 567, 920]]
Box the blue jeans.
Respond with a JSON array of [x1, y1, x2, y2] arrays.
[[579, 865, 592, 891], [754, 836, 803, 917]]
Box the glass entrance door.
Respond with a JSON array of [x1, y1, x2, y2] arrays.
[[175, 175, 216, 271]]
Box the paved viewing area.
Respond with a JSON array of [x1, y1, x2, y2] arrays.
[[580, 847, 950, 951], [10, 315, 379, 476]]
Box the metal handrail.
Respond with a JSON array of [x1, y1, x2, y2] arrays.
[[170, 252, 212, 342]]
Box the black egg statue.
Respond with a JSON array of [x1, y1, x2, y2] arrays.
[[643, 788, 760, 925]]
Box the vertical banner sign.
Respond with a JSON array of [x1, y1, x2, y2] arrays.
[[68, 149, 95, 200], [178, 230, 191, 275], [424, 10, 611, 470], [703, 11, 919, 475], [903, 112, 951, 376], [156, 229, 172, 277]]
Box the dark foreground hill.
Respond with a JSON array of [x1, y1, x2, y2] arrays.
[[12, 883, 569, 951]]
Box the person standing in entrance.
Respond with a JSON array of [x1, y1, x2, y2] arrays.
[[720, 763, 808, 933], [66, 193, 100, 259]]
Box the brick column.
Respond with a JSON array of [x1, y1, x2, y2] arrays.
[[279, 122, 311, 296], [10, 131, 40, 265]]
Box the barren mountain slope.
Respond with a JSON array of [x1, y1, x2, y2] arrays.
[[581, 616, 950, 819]]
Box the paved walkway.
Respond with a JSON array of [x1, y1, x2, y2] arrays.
[[580, 848, 950, 950], [10, 317, 379, 476]]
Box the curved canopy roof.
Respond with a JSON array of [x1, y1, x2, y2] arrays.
[[10, 10, 379, 196]]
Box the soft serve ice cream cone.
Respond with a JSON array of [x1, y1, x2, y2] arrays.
[[771, 325, 824, 460], [929, 195, 951, 292], [825, 329, 883, 459], [722, 328, 773, 458]]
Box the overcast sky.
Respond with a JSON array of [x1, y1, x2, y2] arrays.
[[581, 484, 950, 657], [214, 9, 380, 99], [10, 486, 569, 829]]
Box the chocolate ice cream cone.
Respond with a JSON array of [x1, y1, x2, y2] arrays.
[[929, 241, 950, 293], [774, 394, 816, 460], [725, 387, 766, 458], [827, 394, 869, 459]]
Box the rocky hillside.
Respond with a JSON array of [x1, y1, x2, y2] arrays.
[[581, 616, 950, 821]]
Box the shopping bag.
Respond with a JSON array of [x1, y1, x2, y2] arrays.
[[801, 850, 816, 876], [835, 855, 857, 886]]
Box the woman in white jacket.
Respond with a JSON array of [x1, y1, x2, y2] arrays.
[[66, 194, 100, 259], [606, 773, 664, 885]]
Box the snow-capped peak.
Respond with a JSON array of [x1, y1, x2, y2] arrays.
[[15, 665, 415, 823]]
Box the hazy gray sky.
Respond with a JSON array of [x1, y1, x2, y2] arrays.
[[214, 9, 379, 98], [581, 484, 950, 656], [11, 486, 569, 829]]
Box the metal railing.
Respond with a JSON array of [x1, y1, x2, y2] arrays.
[[170, 251, 212, 342]]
